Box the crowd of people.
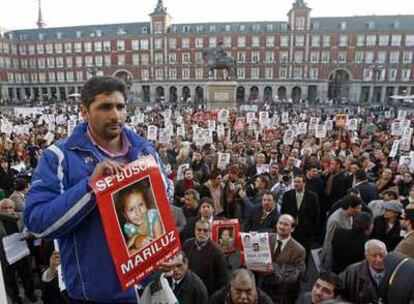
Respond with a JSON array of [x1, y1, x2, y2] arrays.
[[0, 75, 413, 304]]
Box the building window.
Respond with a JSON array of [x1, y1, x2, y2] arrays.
[[323, 35, 331, 47], [356, 35, 365, 47], [267, 24, 273, 31], [141, 69, 149, 80], [365, 51, 374, 63], [238, 36, 246, 48], [293, 67, 302, 79], [66, 71, 74, 82], [44, 44, 53, 54], [240, 25, 245, 31], [295, 35, 305, 47], [47, 57, 55, 68], [182, 68, 190, 79], [104, 55, 111, 66], [279, 67, 287, 79], [265, 51, 274, 63], [355, 51, 364, 63], [309, 68, 318, 79], [155, 53, 163, 64], [311, 35, 320, 47], [339, 35, 348, 47], [209, 25, 215, 32], [223, 36, 231, 48], [280, 36, 289, 47], [48, 72, 56, 82], [266, 36, 274, 47], [141, 54, 149, 65], [76, 56, 82, 67], [155, 69, 163, 80], [103, 41, 111, 52], [56, 57, 64, 68], [169, 68, 176, 80], [391, 35, 402, 46], [296, 17, 305, 30], [340, 22, 347, 30], [76, 71, 84, 81], [155, 22, 163, 34], [132, 54, 139, 65], [117, 40, 125, 51], [252, 24, 260, 31], [95, 55, 103, 67], [140, 39, 149, 50], [363, 69, 372, 81], [366, 35, 376, 46], [390, 51, 400, 63], [310, 51, 319, 63], [251, 51, 260, 63], [142, 27, 148, 34], [196, 68, 203, 79], [65, 57, 72, 68], [377, 51, 386, 63], [168, 38, 176, 49], [265, 68, 273, 79], [74, 42, 82, 53], [237, 51, 246, 63], [402, 69, 411, 81], [406, 35, 414, 46], [38, 73, 46, 82], [57, 72, 65, 82], [154, 38, 162, 49], [37, 44, 44, 54], [76, 31, 82, 38], [321, 51, 330, 63], [182, 38, 190, 49], [251, 67, 259, 79], [367, 21, 375, 29], [389, 69, 397, 81], [209, 37, 217, 48], [338, 51, 347, 63], [403, 51, 413, 63], [182, 53, 190, 64], [195, 52, 203, 63], [237, 68, 245, 79], [168, 53, 176, 64], [252, 36, 260, 48], [28, 45, 35, 55], [294, 51, 303, 63], [280, 51, 288, 63], [196, 25, 203, 32], [195, 37, 203, 48], [379, 35, 389, 46]]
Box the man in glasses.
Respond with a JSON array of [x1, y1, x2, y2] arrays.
[[183, 219, 229, 296]]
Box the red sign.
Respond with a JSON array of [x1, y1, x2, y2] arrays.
[[234, 117, 246, 132], [211, 219, 240, 254], [90, 156, 181, 291]]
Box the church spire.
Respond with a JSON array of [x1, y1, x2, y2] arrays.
[[36, 0, 46, 29], [293, 0, 308, 9], [150, 0, 168, 15]]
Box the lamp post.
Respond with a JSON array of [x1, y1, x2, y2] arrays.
[[370, 63, 383, 105]]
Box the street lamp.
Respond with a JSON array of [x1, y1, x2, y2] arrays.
[[370, 63, 383, 105]]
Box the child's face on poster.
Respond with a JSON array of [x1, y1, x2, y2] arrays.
[[220, 229, 231, 241], [123, 192, 148, 226]]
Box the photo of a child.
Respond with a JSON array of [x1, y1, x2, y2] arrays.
[[115, 178, 165, 255], [218, 227, 235, 253]]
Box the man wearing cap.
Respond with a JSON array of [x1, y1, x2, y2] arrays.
[[371, 201, 403, 251], [395, 205, 414, 258], [368, 190, 399, 218]]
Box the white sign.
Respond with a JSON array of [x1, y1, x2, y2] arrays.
[[391, 122, 401, 137], [259, 112, 269, 125], [177, 126, 185, 138], [281, 112, 289, 124], [246, 112, 255, 125], [147, 125, 158, 141], [217, 152, 231, 170], [158, 128, 170, 144], [217, 125, 225, 138], [218, 109, 230, 123], [315, 125, 327, 139], [241, 232, 273, 273], [298, 122, 307, 135], [389, 140, 400, 158], [398, 110, 408, 121]]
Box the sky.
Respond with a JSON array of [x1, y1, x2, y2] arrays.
[[0, 0, 413, 30]]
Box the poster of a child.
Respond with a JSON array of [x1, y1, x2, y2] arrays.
[[115, 177, 165, 255], [218, 228, 235, 253]]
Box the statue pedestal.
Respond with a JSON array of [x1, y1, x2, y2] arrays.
[[206, 81, 237, 110]]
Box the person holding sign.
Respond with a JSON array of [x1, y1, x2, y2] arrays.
[[24, 76, 172, 303]]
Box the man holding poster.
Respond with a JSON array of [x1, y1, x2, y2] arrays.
[[24, 76, 175, 303]]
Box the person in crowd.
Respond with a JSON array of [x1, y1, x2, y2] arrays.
[[371, 201, 403, 251], [41, 250, 70, 304], [24, 76, 174, 303], [350, 169, 379, 204], [340, 239, 387, 304], [168, 251, 208, 304], [183, 219, 229, 295], [368, 189, 399, 218], [395, 205, 414, 258], [8, 177, 29, 212], [243, 190, 279, 233], [200, 170, 225, 216], [281, 175, 319, 258], [322, 194, 363, 269], [174, 168, 201, 206], [401, 185, 414, 207], [295, 271, 341, 304], [210, 268, 273, 304], [325, 158, 351, 209], [260, 214, 306, 304], [397, 171, 413, 198], [331, 212, 373, 274], [119, 187, 164, 254], [375, 168, 395, 193], [182, 189, 201, 221], [239, 175, 271, 218], [191, 150, 210, 183]]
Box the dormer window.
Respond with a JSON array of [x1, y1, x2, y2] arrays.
[[57, 32, 62, 39], [312, 22, 320, 31], [96, 30, 102, 37], [367, 21, 375, 29], [142, 26, 148, 34], [296, 17, 305, 30], [76, 31, 82, 38], [340, 22, 347, 30], [117, 28, 126, 35], [196, 25, 203, 32], [183, 26, 190, 33]]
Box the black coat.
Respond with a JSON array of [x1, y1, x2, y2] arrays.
[[327, 171, 352, 206], [371, 216, 402, 251], [209, 286, 273, 304], [281, 189, 320, 249], [331, 228, 368, 274], [350, 181, 379, 204], [168, 270, 208, 304], [242, 205, 279, 233]]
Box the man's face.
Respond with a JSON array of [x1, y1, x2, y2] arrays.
[[230, 276, 257, 304], [350, 164, 360, 174], [365, 245, 387, 272], [195, 222, 210, 242], [184, 194, 196, 209], [348, 205, 362, 217], [81, 91, 127, 141], [211, 175, 222, 187], [172, 255, 188, 281], [199, 202, 214, 218], [270, 164, 279, 175], [262, 194, 275, 212], [293, 177, 305, 192], [311, 279, 335, 304], [276, 216, 293, 238], [307, 168, 319, 179]]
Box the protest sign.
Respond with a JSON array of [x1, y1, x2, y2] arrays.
[[259, 112, 269, 125], [347, 119, 358, 131], [297, 122, 307, 135], [234, 117, 246, 132], [240, 232, 273, 272], [176, 126, 185, 138], [325, 120, 333, 132], [246, 112, 255, 125], [217, 125, 225, 139], [90, 156, 181, 290], [309, 117, 319, 132], [283, 130, 294, 145], [281, 112, 289, 124], [389, 140, 400, 158], [177, 163, 190, 181], [400, 139, 411, 152], [391, 122, 401, 137], [208, 120, 216, 131], [147, 125, 158, 141], [384, 111, 391, 119], [335, 114, 347, 129], [218, 109, 229, 124], [315, 125, 327, 139], [398, 110, 408, 121], [211, 219, 239, 254], [402, 127, 413, 141], [217, 152, 231, 170], [158, 128, 170, 144]]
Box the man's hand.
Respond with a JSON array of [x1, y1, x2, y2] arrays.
[[49, 251, 61, 274], [90, 160, 124, 181], [238, 189, 247, 199], [158, 260, 176, 273]]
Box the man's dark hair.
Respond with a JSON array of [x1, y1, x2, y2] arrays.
[[382, 190, 398, 200], [333, 158, 344, 169], [314, 271, 341, 296], [294, 174, 306, 183], [81, 76, 127, 108], [14, 178, 28, 191], [341, 194, 363, 210], [209, 169, 222, 180], [354, 169, 367, 181], [262, 190, 275, 201], [353, 211, 373, 233], [305, 162, 319, 172], [184, 189, 200, 201]]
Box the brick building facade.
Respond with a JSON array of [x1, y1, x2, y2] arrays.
[[0, 0, 413, 105]]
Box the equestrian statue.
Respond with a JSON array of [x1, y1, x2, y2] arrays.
[[203, 42, 237, 81]]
